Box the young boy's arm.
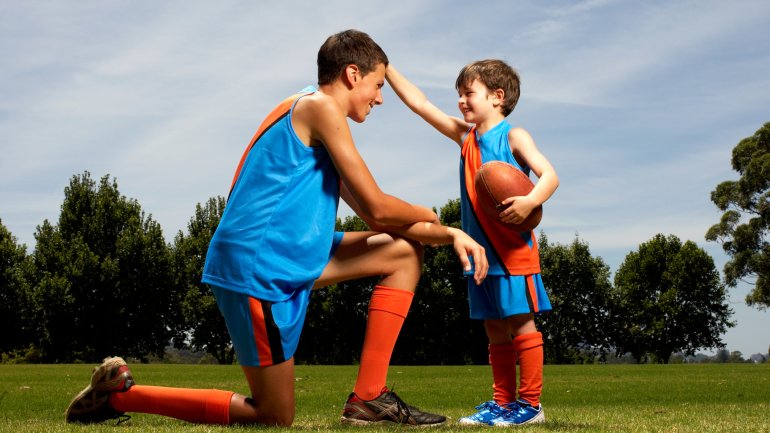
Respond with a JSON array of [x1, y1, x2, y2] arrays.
[[386, 65, 469, 146], [498, 127, 560, 226]]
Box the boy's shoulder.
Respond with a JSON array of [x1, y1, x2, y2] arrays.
[[294, 90, 341, 117], [291, 89, 348, 146], [507, 125, 533, 142], [293, 90, 341, 122]]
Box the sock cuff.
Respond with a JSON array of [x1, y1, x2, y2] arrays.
[[205, 389, 234, 425], [368, 285, 414, 319], [513, 332, 543, 351]]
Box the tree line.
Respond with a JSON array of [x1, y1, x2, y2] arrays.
[[1, 171, 739, 365], [3, 120, 769, 366]]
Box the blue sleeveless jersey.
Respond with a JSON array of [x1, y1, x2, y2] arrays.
[[460, 120, 540, 276], [203, 88, 340, 301]]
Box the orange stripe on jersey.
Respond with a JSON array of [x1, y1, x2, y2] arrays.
[[462, 127, 541, 275], [228, 92, 311, 198], [248, 297, 274, 366]]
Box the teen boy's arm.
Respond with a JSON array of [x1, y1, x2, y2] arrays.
[[386, 65, 468, 147], [293, 91, 437, 227], [341, 183, 488, 284]]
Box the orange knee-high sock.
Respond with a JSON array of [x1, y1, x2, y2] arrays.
[[513, 332, 544, 407], [489, 342, 518, 405], [110, 385, 234, 425], [353, 285, 414, 400]]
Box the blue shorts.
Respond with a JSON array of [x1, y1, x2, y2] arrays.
[[468, 274, 552, 320], [212, 284, 310, 366], [211, 231, 345, 367]]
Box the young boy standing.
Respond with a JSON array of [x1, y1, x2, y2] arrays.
[[65, 30, 488, 427], [386, 59, 559, 425]]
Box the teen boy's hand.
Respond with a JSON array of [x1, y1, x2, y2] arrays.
[[447, 227, 488, 285]]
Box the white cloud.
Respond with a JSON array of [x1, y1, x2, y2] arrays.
[[1, 0, 770, 355]]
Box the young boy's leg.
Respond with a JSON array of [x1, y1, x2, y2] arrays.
[[490, 314, 545, 426], [457, 318, 517, 426], [484, 318, 520, 406], [314, 231, 445, 426], [512, 327, 543, 407]]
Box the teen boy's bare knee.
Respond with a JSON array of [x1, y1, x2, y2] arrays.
[[228, 394, 294, 426], [368, 233, 423, 289]]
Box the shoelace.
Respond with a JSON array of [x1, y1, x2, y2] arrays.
[[115, 414, 131, 425], [477, 401, 503, 412], [500, 402, 529, 422], [386, 387, 414, 423]]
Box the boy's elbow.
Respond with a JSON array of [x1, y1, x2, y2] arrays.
[[366, 205, 391, 226], [356, 201, 387, 226], [367, 202, 409, 227]]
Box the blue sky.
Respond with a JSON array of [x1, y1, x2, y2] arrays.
[[2, 0, 769, 356]]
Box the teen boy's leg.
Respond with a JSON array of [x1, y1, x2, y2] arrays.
[[314, 231, 445, 426], [314, 231, 422, 289], [66, 231, 435, 427]]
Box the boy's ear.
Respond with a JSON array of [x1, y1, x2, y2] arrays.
[[492, 88, 505, 107], [343, 64, 360, 88]]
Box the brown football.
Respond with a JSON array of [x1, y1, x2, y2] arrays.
[[474, 161, 543, 232]]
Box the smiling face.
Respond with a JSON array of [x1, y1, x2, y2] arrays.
[[457, 79, 500, 124], [348, 63, 386, 123]]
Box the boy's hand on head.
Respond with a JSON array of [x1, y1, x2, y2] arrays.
[[499, 195, 537, 225]]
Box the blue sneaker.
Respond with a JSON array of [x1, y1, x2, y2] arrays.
[[491, 399, 545, 426], [458, 400, 510, 426]]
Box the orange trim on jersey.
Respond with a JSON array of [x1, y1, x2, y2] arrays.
[[228, 92, 311, 197], [462, 127, 541, 275], [248, 297, 274, 366]]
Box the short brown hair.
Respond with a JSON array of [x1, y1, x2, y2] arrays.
[[317, 29, 389, 85], [455, 59, 520, 116]]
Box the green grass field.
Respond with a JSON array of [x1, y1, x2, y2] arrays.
[[1, 363, 768, 432]]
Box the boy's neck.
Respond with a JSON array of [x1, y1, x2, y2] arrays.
[[475, 113, 506, 136], [316, 82, 349, 116]]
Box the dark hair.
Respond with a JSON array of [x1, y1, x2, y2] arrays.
[[455, 59, 520, 116], [317, 29, 389, 85]]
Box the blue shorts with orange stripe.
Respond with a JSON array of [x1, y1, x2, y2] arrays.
[[211, 284, 311, 366], [210, 232, 344, 367], [468, 274, 552, 320]]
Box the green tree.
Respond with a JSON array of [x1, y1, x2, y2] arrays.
[[31, 172, 176, 362], [706, 122, 770, 309], [714, 348, 730, 363], [612, 234, 733, 363], [0, 220, 36, 358], [728, 351, 745, 363], [171, 196, 234, 364], [538, 234, 614, 364]]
